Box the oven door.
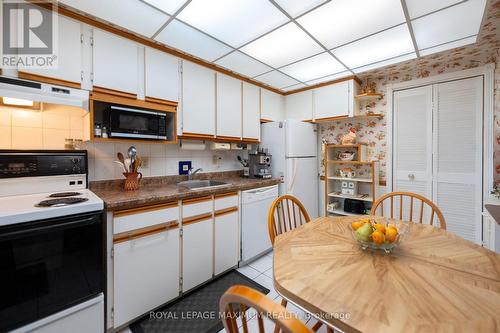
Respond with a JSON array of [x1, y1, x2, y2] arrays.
[[0, 211, 104, 332], [108, 106, 166, 140]]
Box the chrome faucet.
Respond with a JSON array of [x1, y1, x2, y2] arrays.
[[188, 167, 203, 180]]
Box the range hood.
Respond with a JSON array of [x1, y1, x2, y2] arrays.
[[0, 76, 89, 110]]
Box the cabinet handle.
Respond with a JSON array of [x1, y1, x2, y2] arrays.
[[408, 173, 415, 180], [130, 231, 167, 248]]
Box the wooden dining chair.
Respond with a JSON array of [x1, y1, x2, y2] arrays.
[[267, 196, 329, 332], [370, 191, 446, 229], [268, 195, 311, 245], [220, 285, 313, 333]]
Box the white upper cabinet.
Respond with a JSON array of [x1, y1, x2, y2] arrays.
[[19, 14, 82, 86], [145, 48, 179, 102], [313, 79, 359, 120], [216, 74, 242, 138], [261, 89, 284, 121], [181, 61, 216, 136], [92, 29, 139, 95], [285, 90, 313, 121], [242, 83, 260, 140]]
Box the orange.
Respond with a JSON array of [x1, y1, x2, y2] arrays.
[[373, 223, 386, 234], [359, 218, 370, 224], [351, 221, 364, 230], [371, 230, 385, 244], [385, 227, 399, 243]]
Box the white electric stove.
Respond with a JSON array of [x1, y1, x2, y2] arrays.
[[0, 150, 105, 333]]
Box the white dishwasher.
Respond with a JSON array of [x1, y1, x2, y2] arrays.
[[240, 185, 279, 263]]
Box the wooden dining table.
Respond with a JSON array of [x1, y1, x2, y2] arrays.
[[272, 216, 500, 333]]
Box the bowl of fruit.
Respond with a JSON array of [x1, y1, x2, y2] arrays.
[[350, 217, 409, 253]]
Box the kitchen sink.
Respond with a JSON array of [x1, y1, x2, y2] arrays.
[[177, 180, 230, 190]]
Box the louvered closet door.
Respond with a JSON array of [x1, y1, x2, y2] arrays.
[[433, 77, 482, 242], [393, 86, 433, 214]]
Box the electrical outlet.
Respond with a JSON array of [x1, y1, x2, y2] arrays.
[[213, 155, 222, 164]]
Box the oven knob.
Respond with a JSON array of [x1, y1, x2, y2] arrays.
[[72, 157, 81, 164], [72, 165, 81, 173]]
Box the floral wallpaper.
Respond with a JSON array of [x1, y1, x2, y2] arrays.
[[320, 0, 500, 183]]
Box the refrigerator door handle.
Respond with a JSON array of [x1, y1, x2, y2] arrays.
[[287, 159, 298, 192]]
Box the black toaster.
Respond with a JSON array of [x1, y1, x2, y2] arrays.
[[344, 199, 366, 214]]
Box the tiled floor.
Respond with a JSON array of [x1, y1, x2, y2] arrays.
[[119, 251, 332, 333]]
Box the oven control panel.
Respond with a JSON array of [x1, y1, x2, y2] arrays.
[[0, 150, 87, 178]]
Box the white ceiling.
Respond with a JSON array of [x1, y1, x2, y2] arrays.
[[60, 0, 487, 91]]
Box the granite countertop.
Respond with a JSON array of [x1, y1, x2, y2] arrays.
[[90, 171, 280, 211]]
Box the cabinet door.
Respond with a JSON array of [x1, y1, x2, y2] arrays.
[[242, 83, 261, 140], [261, 89, 284, 121], [214, 210, 239, 275], [285, 90, 313, 120], [114, 227, 180, 327], [313, 81, 350, 120], [182, 217, 213, 291], [145, 48, 179, 102], [19, 14, 82, 86], [93, 29, 139, 95], [181, 61, 216, 136], [216, 74, 242, 138]]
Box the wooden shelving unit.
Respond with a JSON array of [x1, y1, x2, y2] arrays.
[[355, 92, 383, 101], [324, 144, 379, 217]]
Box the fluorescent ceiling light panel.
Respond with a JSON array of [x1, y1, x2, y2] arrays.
[[332, 24, 414, 69], [280, 52, 347, 82], [297, 0, 406, 49], [274, 0, 327, 18], [352, 53, 417, 74], [241, 22, 323, 68], [155, 20, 232, 62], [60, 0, 169, 37], [305, 71, 351, 85], [419, 36, 477, 56], [215, 51, 272, 78], [412, 0, 486, 50], [177, 0, 288, 47], [143, 0, 188, 15], [281, 83, 307, 92], [405, 0, 462, 19], [254, 71, 300, 88]]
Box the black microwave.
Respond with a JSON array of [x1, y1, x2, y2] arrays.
[[104, 105, 168, 140]]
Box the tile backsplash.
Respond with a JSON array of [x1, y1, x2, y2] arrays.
[[0, 104, 85, 149], [85, 141, 246, 181]]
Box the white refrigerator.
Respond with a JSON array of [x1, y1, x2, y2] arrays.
[[261, 120, 319, 218]]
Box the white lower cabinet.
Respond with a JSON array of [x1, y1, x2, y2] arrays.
[[214, 210, 239, 275], [182, 216, 214, 292], [113, 226, 180, 328]]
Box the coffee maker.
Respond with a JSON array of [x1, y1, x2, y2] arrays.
[[248, 147, 272, 179]]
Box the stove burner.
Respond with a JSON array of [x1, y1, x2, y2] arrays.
[[37, 197, 89, 207], [49, 192, 82, 198]]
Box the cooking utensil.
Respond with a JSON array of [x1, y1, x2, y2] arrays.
[[114, 161, 127, 172], [117, 152, 125, 164], [134, 157, 142, 172], [124, 158, 132, 173], [127, 146, 137, 167]]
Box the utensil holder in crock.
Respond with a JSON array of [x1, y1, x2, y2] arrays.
[[123, 172, 142, 191]]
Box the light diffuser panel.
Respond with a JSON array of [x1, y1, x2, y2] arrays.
[[254, 70, 300, 88], [332, 24, 415, 69], [60, 0, 169, 37], [274, 0, 327, 18], [419, 36, 477, 56], [305, 71, 351, 86], [155, 20, 232, 62], [241, 22, 323, 68], [352, 53, 417, 74], [215, 51, 272, 78], [298, 0, 406, 49], [412, 0, 486, 50], [280, 52, 347, 82], [177, 0, 289, 47], [143, 0, 187, 15], [405, 0, 462, 19]]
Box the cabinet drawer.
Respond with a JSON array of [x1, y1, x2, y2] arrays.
[[114, 202, 179, 234], [214, 192, 238, 211], [182, 196, 213, 219]]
